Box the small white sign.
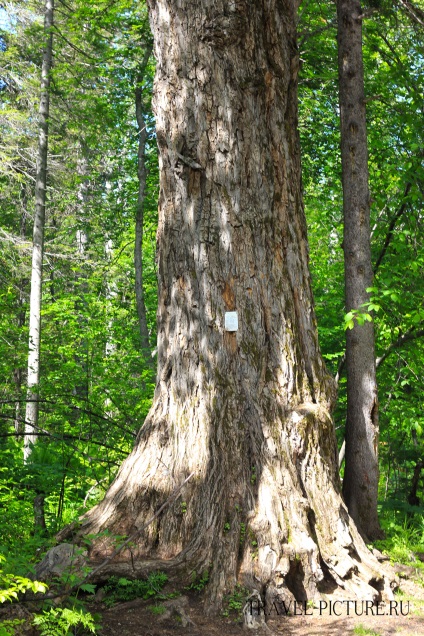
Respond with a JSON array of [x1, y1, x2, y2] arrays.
[[225, 311, 238, 332]]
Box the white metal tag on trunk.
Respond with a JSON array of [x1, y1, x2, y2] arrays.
[[225, 311, 238, 332]]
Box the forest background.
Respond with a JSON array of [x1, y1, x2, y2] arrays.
[[0, 0, 423, 616]]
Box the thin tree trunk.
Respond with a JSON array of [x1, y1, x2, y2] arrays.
[[24, 0, 54, 461], [78, 0, 393, 611], [72, 150, 90, 407], [33, 494, 47, 534], [134, 44, 153, 357], [338, 438, 346, 468], [337, 0, 383, 540], [104, 239, 117, 419], [14, 198, 28, 434], [407, 460, 423, 507], [104, 238, 117, 360]]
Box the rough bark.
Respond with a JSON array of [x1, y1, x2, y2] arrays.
[[78, 0, 392, 611], [33, 494, 47, 534], [135, 44, 153, 357], [337, 0, 383, 542], [24, 0, 54, 461]]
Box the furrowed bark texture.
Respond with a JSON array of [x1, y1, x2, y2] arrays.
[[24, 0, 54, 461], [337, 0, 383, 541], [81, 0, 391, 609]]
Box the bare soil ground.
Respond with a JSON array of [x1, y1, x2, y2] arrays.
[[1, 570, 423, 636], [97, 577, 424, 636]]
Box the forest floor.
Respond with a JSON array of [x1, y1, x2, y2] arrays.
[[96, 574, 424, 636], [2, 567, 423, 636]]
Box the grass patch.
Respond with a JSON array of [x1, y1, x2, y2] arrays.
[[353, 625, 382, 636], [148, 603, 167, 615], [374, 511, 424, 580]]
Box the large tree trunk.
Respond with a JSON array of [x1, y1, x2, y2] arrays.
[[79, 0, 392, 611], [337, 0, 383, 541], [24, 0, 54, 461]]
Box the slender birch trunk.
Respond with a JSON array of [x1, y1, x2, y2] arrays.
[[104, 238, 117, 359], [24, 0, 54, 461], [337, 0, 383, 540], [14, 200, 27, 434], [72, 150, 90, 409]]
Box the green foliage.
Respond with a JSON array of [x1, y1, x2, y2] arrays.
[[147, 604, 166, 615], [0, 0, 423, 608], [0, 555, 46, 635], [221, 585, 249, 619], [0, 554, 47, 603], [374, 513, 424, 572], [0, 619, 25, 636], [239, 523, 246, 546], [353, 626, 382, 636], [0, 553, 99, 635], [185, 569, 210, 593], [299, 0, 424, 504], [32, 607, 98, 636], [343, 308, 373, 331], [103, 571, 168, 607], [0, 0, 157, 571]]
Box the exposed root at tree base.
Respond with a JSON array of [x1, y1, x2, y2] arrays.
[[91, 579, 424, 636]]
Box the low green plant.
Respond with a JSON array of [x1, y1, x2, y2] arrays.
[[185, 568, 209, 593], [353, 625, 382, 636], [0, 619, 25, 636], [221, 584, 249, 619], [239, 522, 246, 546], [247, 529, 258, 559], [375, 514, 424, 570], [32, 606, 98, 635], [0, 554, 47, 603], [103, 571, 168, 607], [148, 603, 166, 615]]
